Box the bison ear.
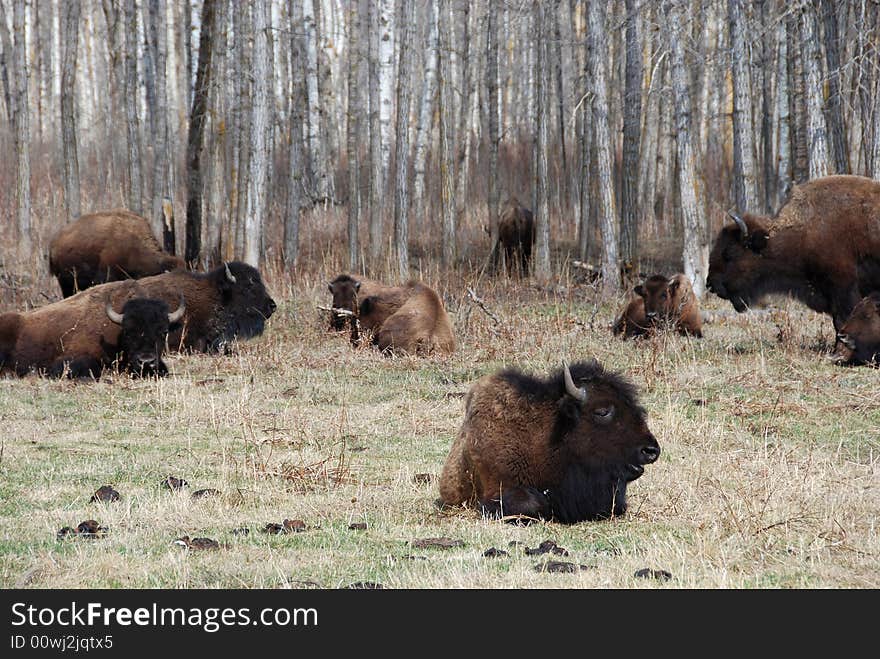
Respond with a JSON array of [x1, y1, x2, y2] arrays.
[[354, 281, 361, 291], [748, 230, 769, 253], [327, 282, 335, 293], [633, 285, 646, 298], [667, 277, 680, 294]]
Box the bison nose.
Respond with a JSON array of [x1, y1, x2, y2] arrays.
[[640, 444, 661, 464], [268, 299, 277, 313]]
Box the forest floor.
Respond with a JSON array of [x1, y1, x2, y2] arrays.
[[0, 263, 877, 589]]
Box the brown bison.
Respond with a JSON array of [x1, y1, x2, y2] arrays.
[[832, 293, 880, 366], [438, 360, 660, 523], [497, 197, 535, 276], [327, 275, 455, 355], [706, 175, 880, 331], [613, 274, 703, 338], [0, 290, 185, 378], [49, 209, 185, 297]]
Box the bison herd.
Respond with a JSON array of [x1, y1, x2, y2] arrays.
[[5, 172, 880, 530]]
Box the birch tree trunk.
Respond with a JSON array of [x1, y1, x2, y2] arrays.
[[233, 2, 252, 256], [578, 13, 594, 263], [393, 0, 415, 280], [620, 0, 642, 272], [667, 0, 707, 298], [345, 0, 360, 271], [819, 0, 848, 174], [368, 0, 384, 263], [184, 0, 218, 265], [244, 0, 270, 267], [802, 4, 830, 179], [758, 0, 774, 212], [148, 0, 171, 245], [61, 0, 82, 221], [286, 0, 306, 269], [729, 0, 759, 212], [588, 0, 619, 293], [533, 1, 550, 284], [12, 0, 30, 258], [454, 1, 471, 234], [485, 0, 500, 271], [411, 2, 439, 230], [775, 19, 792, 205], [378, 0, 394, 185], [124, 0, 143, 213], [439, 0, 456, 269], [303, 0, 329, 199], [0, 6, 12, 128]]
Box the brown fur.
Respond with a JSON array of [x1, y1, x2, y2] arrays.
[[832, 293, 880, 366], [49, 209, 185, 297], [497, 197, 535, 276], [707, 175, 880, 330], [370, 282, 457, 355], [438, 361, 660, 523], [641, 273, 703, 337]]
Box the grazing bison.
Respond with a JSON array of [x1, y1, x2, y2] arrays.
[[0, 290, 185, 378], [49, 209, 185, 297], [832, 293, 880, 366], [497, 197, 535, 276], [706, 175, 880, 331], [438, 360, 660, 523]]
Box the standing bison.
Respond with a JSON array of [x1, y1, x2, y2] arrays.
[[438, 360, 660, 523], [0, 290, 185, 378], [496, 197, 535, 276], [327, 275, 455, 355], [613, 274, 703, 338], [706, 175, 880, 332], [49, 209, 185, 297], [832, 293, 880, 366]]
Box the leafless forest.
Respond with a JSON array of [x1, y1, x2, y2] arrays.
[[1, 0, 879, 297]]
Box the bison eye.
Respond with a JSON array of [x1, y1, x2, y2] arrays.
[[592, 406, 615, 422]]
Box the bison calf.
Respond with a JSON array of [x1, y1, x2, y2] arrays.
[[49, 209, 184, 298], [832, 293, 880, 367], [613, 274, 703, 338], [438, 360, 660, 523]]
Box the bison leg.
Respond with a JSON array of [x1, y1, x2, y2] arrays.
[[46, 357, 104, 380], [57, 274, 76, 298], [478, 486, 552, 524]]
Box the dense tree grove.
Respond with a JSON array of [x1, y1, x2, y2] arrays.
[[1, 0, 878, 288]]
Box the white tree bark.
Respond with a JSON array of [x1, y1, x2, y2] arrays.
[[775, 19, 792, 204], [148, 0, 170, 243], [303, 0, 329, 199], [124, 0, 143, 213], [393, 0, 415, 280], [411, 2, 439, 227], [801, 5, 830, 179], [533, 2, 550, 283], [588, 0, 619, 293], [61, 0, 82, 221], [12, 0, 31, 258], [667, 0, 707, 299], [287, 0, 306, 268], [729, 0, 759, 212], [378, 0, 394, 184], [345, 0, 360, 271], [244, 0, 270, 266]]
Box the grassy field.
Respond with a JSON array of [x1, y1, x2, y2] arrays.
[[0, 264, 877, 589]]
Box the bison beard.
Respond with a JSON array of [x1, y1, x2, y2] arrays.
[[439, 360, 660, 524]]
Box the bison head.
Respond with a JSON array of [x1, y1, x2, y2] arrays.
[[327, 275, 361, 331], [706, 211, 770, 312], [832, 293, 880, 366], [209, 262, 277, 349], [634, 275, 677, 324], [106, 296, 185, 376]]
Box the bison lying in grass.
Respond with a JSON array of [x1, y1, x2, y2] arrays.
[[328, 275, 456, 355], [49, 209, 185, 297], [438, 360, 660, 523], [832, 293, 880, 366], [0, 292, 184, 378], [613, 274, 702, 338]]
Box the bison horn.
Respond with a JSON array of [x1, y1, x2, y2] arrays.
[[167, 295, 186, 323], [105, 300, 125, 325], [224, 262, 237, 283], [562, 361, 588, 403], [726, 210, 749, 240]]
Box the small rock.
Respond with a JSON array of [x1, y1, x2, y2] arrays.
[[634, 568, 673, 582], [411, 537, 465, 550], [533, 561, 593, 574], [162, 476, 188, 491], [412, 473, 435, 485], [263, 519, 307, 535], [231, 527, 250, 536], [75, 520, 108, 539], [288, 580, 322, 589], [348, 522, 368, 531], [191, 488, 221, 500], [188, 537, 220, 550], [345, 582, 384, 590], [90, 485, 120, 503], [508, 540, 526, 548], [56, 526, 76, 540], [399, 555, 427, 561], [483, 547, 509, 558], [524, 540, 569, 557]]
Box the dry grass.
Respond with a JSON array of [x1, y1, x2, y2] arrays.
[[0, 238, 877, 589]]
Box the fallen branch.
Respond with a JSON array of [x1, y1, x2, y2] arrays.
[[466, 287, 502, 326]]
